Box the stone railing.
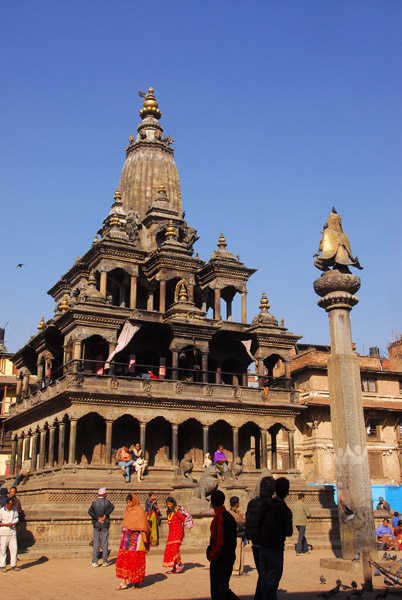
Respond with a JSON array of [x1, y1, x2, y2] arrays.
[[9, 374, 298, 416]]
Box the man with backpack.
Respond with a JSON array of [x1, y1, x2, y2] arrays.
[[245, 476, 293, 600]]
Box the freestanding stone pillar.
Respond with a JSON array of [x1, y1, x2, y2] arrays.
[[313, 208, 377, 566]]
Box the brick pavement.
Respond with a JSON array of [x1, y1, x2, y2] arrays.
[[1, 546, 400, 600]]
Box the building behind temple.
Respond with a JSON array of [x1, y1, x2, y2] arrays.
[[5, 89, 309, 544]]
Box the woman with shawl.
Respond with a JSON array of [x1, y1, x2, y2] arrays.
[[162, 496, 186, 574], [115, 494, 151, 590], [145, 491, 162, 546]]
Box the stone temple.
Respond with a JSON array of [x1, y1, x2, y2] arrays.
[[6, 88, 333, 550]]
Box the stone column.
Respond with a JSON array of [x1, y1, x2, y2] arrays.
[[108, 342, 116, 375], [271, 431, 277, 470], [172, 351, 179, 381], [202, 425, 209, 457], [214, 289, 221, 320], [22, 370, 30, 397], [171, 424, 178, 467], [37, 359, 44, 382], [73, 340, 82, 372], [241, 290, 247, 323], [105, 420, 113, 465], [68, 419, 77, 464], [100, 271, 107, 297], [31, 432, 38, 471], [159, 280, 166, 313], [130, 275, 137, 309], [16, 436, 23, 474], [48, 425, 56, 468], [38, 429, 47, 470], [242, 372, 248, 387], [9, 438, 17, 475], [232, 427, 239, 460], [226, 299, 232, 321], [159, 356, 166, 379], [140, 422, 146, 453], [23, 433, 31, 460], [284, 361, 292, 390], [58, 422, 66, 466], [288, 429, 295, 469], [260, 428, 268, 470], [314, 267, 377, 561], [215, 364, 222, 385], [201, 353, 208, 384], [258, 360, 265, 388]]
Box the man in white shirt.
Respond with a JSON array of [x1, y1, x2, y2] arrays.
[[0, 498, 19, 571]]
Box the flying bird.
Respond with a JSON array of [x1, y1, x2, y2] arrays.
[[16, 263, 24, 268]]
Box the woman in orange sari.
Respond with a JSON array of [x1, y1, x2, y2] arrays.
[[115, 494, 151, 590], [162, 496, 186, 574]]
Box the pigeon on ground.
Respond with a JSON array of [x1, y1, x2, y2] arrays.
[[320, 575, 326, 584], [382, 552, 389, 560], [384, 579, 394, 586], [351, 581, 358, 589], [374, 569, 381, 576], [390, 555, 397, 561], [352, 552, 361, 562], [375, 589, 388, 599], [335, 579, 342, 587]]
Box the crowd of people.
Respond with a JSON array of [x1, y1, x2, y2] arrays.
[[376, 512, 402, 549]]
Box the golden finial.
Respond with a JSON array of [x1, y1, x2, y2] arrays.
[[280, 318, 285, 327], [87, 271, 96, 287], [93, 235, 99, 245], [109, 215, 121, 228], [259, 291, 270, 312], [114, 186, 122, 201], [178, 282, 188, 302], [195, 253, 199, 260], [75, 256, 80, 264], [165, 220, 177, 239], [217, 233, 227, 249], [139, 87, 162, 120], [58, 294, 70, 312], [129, 134, 134, 142], [37, 316, 46, 331], [158, 184, 166, 194]]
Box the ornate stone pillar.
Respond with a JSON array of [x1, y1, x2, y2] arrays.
[[48, 425, 56, 468], [288, 429, 295, 469], [159, 280, 166, 313], [232, 427, 239, 460], [201, 353, 208, 384], [108, 342, 116, 375], [314, 265, 377, 561], [68, 419, 78, 464], [242, 372, 248, 387], [37, 358, 44, 382], [140, 422, 146, 452], [260, 428, 268, 470], [171, 424, 178, 467], [214, 289, 221, 320], [258, 359, 265, 388], [226, 299, 232, 321], [100, 271, 107, 297], [130, 275, 137, 309], [31, 431, 38, 471], [38, 429, 47, 470], [172, 351, 179, 381], [23, 433, 31, 460], [16, 436, 23, 474], [241, 290, 247, 323], [105, 420, 113, 465], [58, 422, 66, 466], [202, 425, 209, 457], [9, 438, 17, 475], [73, 340, 82, 373]]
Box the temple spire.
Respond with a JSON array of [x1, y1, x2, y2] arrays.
[[139, 87, 162, 120]]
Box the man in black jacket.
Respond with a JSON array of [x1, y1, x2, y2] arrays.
[[207, 489, 239, 600], [257, 477, 292, 600], [88, 487, 115, 567]]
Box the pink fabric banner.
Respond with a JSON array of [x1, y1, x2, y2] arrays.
[[104, 321, 141, 368], [241, 339, 257, 363]]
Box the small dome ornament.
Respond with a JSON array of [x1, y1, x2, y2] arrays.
[[178, 282, 188, 302], [165, 220, 177, 239], [114, 186, 122, 201], [58, 294, 70, 312], [250, 290, 278, 327], [218, 233, 227, 249], [87, 271, 97, 288], [37, 316, 46, 331], [259, 291, 270, 311], [139, 87, 162, 120], [75, 256, 80, 264]]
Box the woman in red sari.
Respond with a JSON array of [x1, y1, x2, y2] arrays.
[[163, 496, 186, 574], [115, 494, 151, 590]]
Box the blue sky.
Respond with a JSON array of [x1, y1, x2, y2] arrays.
[[1, 1, 401, 355]]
